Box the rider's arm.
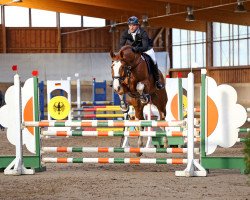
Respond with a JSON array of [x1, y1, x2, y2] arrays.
[[120, 30, 128, 47], [133, 30, 150, 53]]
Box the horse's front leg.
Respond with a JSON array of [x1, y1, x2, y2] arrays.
[[136, 82, 149, 104], [117, 93, 129, 113], [117, 93, 130, 148]]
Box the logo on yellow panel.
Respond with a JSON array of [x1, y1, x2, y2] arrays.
[[48, 96, 70, 120]]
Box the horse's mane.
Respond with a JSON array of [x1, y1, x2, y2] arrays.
[[118, 45, 140, 65], [119, 45, 133, 53]]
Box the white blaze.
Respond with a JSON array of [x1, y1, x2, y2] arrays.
[[113, 61, 122, 91]]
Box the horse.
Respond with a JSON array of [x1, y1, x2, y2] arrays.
[[110, 45, 168, 154]]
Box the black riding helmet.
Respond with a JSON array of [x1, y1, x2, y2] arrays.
[[127, 16, 139, 25]]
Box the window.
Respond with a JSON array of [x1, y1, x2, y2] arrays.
[[5, 6, 29, 27], [213, 23, 250, 67], [83, 16, 105, 27], [172, 29, 206, 69], [31, 9, 56, 27], [60, 13, 81, 27]]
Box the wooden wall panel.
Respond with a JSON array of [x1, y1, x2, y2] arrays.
[[170, 69, 201, 83], [207, 67, 250, 83], [6, 28, 58, 53], [3, 27, 165, 53], [61, 28, 111, 52], [170, 67, 250, 84]]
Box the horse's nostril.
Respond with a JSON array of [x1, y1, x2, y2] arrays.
[[117, 86, 121, 92]]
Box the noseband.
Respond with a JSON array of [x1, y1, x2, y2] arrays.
[[113, 65, 131, 84]]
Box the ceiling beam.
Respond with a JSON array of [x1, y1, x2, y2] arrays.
[[194, 8, 250, 26], [148, 1, 250, 28], [149, 16, 206, 32], [60, 0, 167, 16], [153, 0, 238, 9], [0, 0, 140, 22]]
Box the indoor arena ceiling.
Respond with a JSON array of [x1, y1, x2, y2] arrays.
[[1, 0, 250, 31]]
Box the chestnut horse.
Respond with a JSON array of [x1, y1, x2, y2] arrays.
[[110, 45, 168, 152]]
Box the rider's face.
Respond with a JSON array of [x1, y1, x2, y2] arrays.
[[128, 24, 139, 33]]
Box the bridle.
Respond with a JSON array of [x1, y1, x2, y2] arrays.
[[112, 64, 131, 85]]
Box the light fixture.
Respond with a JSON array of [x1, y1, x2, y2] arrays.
[[166, 3, 170, 15], [109, 23, 116, 33], [186, 6, 195, 22], [141, 15, 149, 28], [235, 0, 247, 13]]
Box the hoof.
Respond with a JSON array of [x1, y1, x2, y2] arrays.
[[120, 102, 129, 113]]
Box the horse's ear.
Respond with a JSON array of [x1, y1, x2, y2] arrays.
[[110, 50, 116, 59], [120, 51, 124, 59]]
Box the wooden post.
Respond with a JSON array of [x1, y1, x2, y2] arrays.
[[206, 22, 213, 73], [56, 12, 62, 53], [29, 8, 32, 27], [1, 6, 6, 53]]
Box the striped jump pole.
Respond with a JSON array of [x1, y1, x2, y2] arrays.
[[24, 120, 186, 128], [237, 138, 250, 142], [72, 101, 113, 106], [41, 130, 200, 137], [73, 106, 121, 112], [42, 157, 198, 164], [238, 128, 250, 132], [72, 113, 125, 119], [42, 147, 200, 154]]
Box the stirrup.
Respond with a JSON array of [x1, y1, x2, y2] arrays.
[[139, 95, 149, 104]]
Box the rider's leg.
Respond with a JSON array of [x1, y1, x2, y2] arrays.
[[145, 49, 164, 90], [152, 63, 164, 90]]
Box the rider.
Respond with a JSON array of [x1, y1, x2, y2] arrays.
[[120, 16, 164, 90]]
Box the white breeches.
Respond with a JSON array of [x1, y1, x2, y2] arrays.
[[145, 48, 156, 64]]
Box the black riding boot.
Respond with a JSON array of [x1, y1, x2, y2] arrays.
[[152, 63, 164, 90]]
